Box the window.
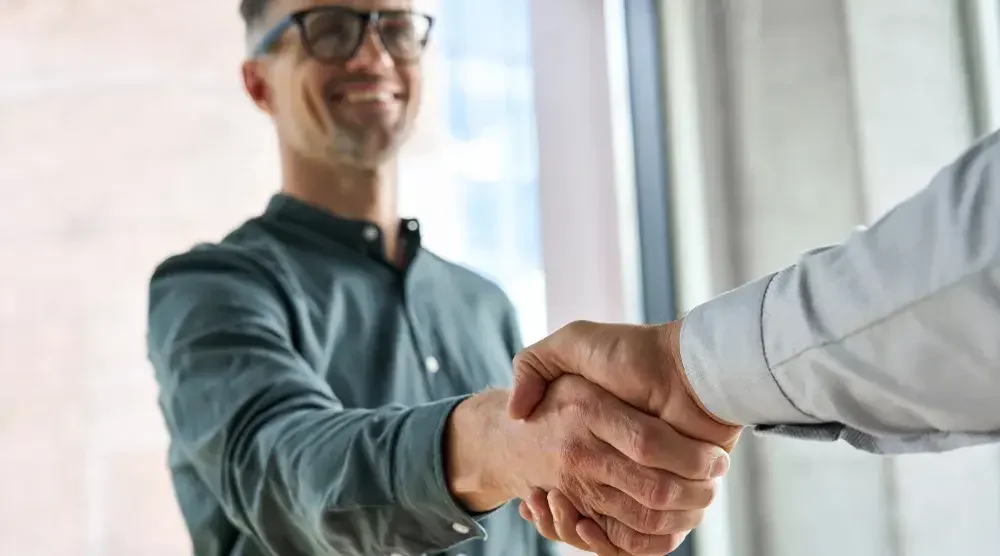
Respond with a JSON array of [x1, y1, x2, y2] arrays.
[[399, 0, 547, 344]]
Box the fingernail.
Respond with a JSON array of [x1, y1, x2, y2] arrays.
[[710, 454, 730, 478]]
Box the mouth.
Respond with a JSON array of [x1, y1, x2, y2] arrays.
[[331, 90, 405, 104]]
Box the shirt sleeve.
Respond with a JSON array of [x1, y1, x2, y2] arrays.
[[147, 246, 484, 555], [679, 130, 1000, 455]]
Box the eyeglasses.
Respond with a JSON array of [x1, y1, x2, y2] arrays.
[[251, 7, 434, 63]]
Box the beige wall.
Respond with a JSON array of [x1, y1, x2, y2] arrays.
[[0, 2, 460, 554], [0, 3, 270, 554]]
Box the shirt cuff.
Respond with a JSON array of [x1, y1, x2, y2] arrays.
[[679, 273, 819, 425], [393, 395, 488, 548]]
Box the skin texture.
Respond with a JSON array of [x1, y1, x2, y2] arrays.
[[507, 320, 746, 555], [447, 379, 729, 555]]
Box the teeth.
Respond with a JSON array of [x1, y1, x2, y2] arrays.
[[345, 91, 394, 103]]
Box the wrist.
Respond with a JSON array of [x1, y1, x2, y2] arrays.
[[445, 390, 513, 512], [660, 320, 745, 450]]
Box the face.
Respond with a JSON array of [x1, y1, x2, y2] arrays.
[[243, 0, 426, 169]]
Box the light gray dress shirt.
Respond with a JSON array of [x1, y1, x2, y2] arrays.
[[680, 130, 1000, 455]]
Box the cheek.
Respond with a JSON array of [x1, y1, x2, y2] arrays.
[[405, 75, 423, 119], [299, 84, 329, 127]]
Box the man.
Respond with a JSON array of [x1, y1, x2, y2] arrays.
[[146, 1, 728, 555], [508, 123, 1000, 553]]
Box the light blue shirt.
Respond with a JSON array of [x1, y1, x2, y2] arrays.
[[681, 130, 1000, 454]]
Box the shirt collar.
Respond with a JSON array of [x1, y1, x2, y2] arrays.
[[263, 193, 422, 266]]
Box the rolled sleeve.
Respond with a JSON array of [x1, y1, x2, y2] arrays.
[[679, 273, 820, 426]]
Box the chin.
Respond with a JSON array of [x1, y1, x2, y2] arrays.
[[328, 129, 411, 170]]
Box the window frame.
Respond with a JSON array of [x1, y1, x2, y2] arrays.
[[529, 1, 691, 554]]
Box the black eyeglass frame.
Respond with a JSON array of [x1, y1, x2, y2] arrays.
[[250, 6, 434, 63]]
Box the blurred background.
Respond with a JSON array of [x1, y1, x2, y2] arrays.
[[2, 0, 1000, 555]]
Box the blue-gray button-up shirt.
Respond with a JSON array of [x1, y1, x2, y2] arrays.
[[146, 194, 558, 556]]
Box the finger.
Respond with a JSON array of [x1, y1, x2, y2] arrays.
[[519, 500, 533, 521], [508, 321, 599, 420], [509, 350, 557, 420], [580, 516, 689, 556], [585, 395, 730, 481], [525, 489, 559, 541], [575, 518, 624, 556], [548, 490, 592, 552], [585, 445, 718, 512], [588, 484, 705, 535]]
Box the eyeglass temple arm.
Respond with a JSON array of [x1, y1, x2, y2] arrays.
[[251, 16, 295, 58]]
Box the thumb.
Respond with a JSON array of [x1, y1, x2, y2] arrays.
[[508, 346, 575, 419], [508, 322, 593, 419], [507, 361, 550, 420]]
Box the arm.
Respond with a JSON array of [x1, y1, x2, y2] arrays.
[[681, 130, 1000, 453], [148, 247, 498, 556]]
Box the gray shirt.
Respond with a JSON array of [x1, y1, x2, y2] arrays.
[[146, 194, 556, 556], [681, 129, 1000, 455]]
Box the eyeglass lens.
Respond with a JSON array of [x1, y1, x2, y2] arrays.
[[301, 10, 430, 61]]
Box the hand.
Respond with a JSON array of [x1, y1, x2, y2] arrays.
[[519, 489, 690, 555], [508, 319, 743, 452], [447, 377, 729, 554]]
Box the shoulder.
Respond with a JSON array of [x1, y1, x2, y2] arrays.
[[148, 219, 295, 315], [151, 219, 285, 289]]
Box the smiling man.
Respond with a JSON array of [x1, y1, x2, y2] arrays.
[[145, 1, 728, 556]]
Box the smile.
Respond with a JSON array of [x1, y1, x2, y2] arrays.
[[341, 91, 402, 103]]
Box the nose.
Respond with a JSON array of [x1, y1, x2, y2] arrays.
[[345, 27, 393, 73]]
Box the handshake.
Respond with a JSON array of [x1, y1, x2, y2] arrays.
[[447, 320, 744, 556]]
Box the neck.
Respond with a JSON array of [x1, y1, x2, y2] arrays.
[[280, 145, 401, 261]]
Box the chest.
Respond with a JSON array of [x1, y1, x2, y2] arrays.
[[290, 266, 516, 409]]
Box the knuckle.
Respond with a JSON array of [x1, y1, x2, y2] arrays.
[[648, 475, 681, 509], [612, 524, 651, 554], [629, 422, 657, 464], [639, 507, 670, 534], [564, 319, 592, 337]]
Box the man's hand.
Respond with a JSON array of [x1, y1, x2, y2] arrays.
[[446, 377, 730, 554], [520, 488, 690, 555], [508, 319, 743, 451], [506, 319, 744, 554]]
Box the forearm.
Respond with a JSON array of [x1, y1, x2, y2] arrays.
[[173, 374, 482, 555], [680, 131, 1000, 453]]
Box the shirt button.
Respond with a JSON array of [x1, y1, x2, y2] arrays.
[[424, 356, 440, 373], [451, 522, 471, 534], [406, 220, 419, 231], [362, 225, 379, 242]]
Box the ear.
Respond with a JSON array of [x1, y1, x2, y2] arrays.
[[242, 60, 274, 115]]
